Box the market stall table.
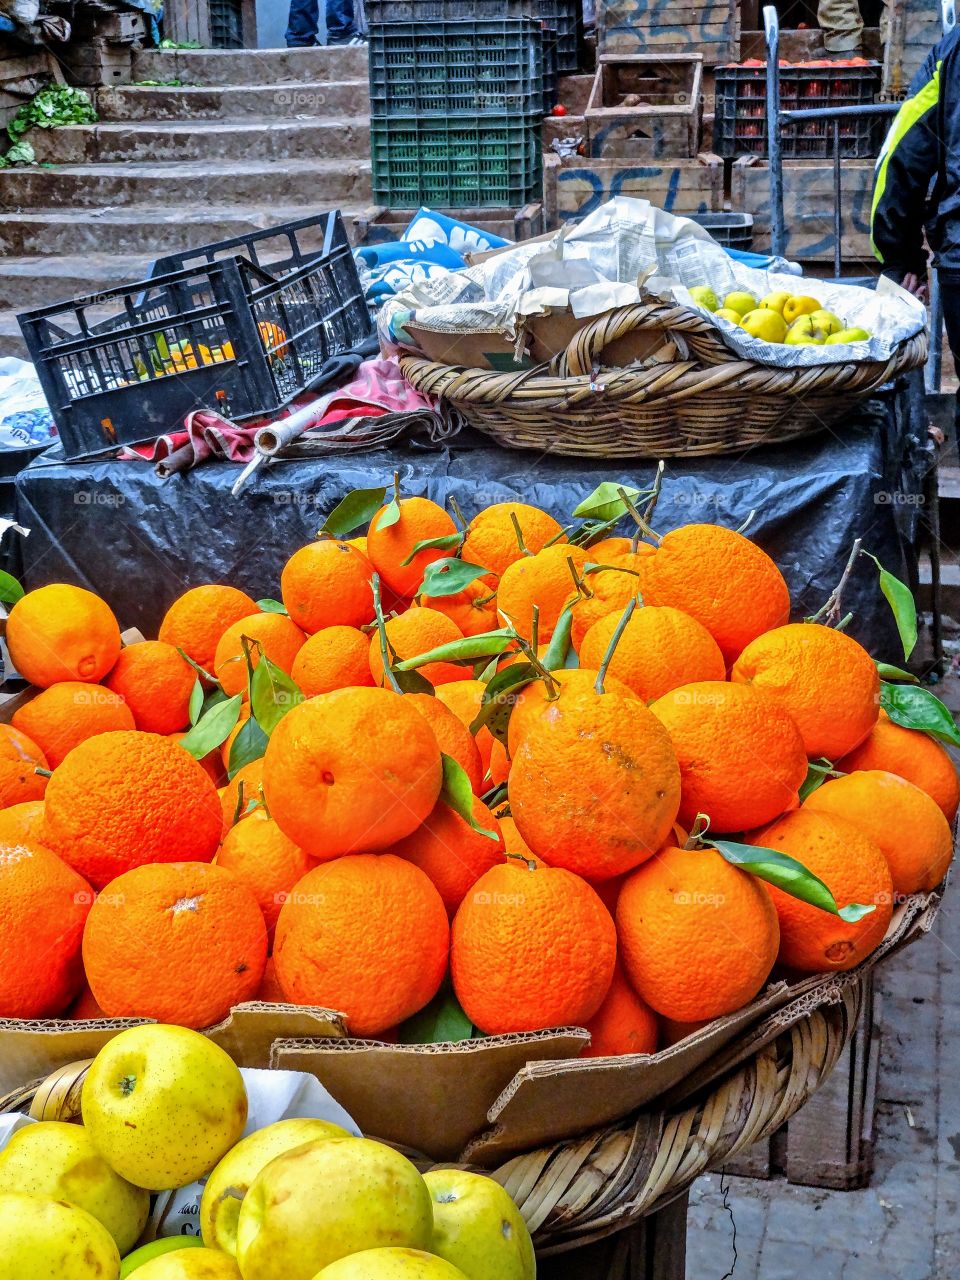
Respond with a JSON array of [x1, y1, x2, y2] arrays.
[[14, 387, 928, 662]]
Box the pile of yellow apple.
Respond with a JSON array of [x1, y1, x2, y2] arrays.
[[0, 1025, 534, 1280], [688, 285, 871, 346]]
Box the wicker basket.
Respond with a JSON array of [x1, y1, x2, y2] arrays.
[[0, 888, 939, 1258], [399, 301, 929, 458]]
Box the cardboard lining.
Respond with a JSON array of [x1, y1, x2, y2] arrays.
[[270, 1029, 591, 1162]]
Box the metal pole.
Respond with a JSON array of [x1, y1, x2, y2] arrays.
[[833, 119, 842, 278], [764, 5, 785, 258], [927, 270, 943, 393]]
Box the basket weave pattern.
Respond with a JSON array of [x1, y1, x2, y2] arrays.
[[400, 302, 929, 458], [0, 891, 940, 1255]]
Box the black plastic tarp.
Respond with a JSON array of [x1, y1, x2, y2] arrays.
[[15, 385, 929, 663]]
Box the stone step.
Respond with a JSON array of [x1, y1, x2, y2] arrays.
[[0, 157, 371, 210], [0, 203, 367, 257], [97, 79, 369, 121], [0, 312, 29, 359], [131, 44, 369, 86], [28, 116, 371, 164], [0, 254, 155, 312]]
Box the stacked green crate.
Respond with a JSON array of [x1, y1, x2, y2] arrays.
[[367, 13, 547, 209]]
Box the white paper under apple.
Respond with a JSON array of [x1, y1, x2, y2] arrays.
[[144, 1067, 362, 1242]]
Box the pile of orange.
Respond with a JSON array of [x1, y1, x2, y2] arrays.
[[0, 484, 952, 1059]]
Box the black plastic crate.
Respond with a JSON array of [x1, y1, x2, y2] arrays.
[[713, 61, 883, 159], [690, 211, 754, 250], [368, 19, 544, 116], [371, 114, 542, 208], [18, 212, 373, 460], [366, 0, 532, 18], [537, 0, 580, 73]]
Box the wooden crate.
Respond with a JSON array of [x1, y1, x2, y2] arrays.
[[584, 54, 703, 160], [539, 1194, 688, 1279], [730, 156, 877, 265], [599, 0, 739, 66], [352, 203, 546, 247], [882, 0, 941, 99], [723, 973, 881, 1190], [545, 151, 724, 226], [61, 40, 133, 88], [0, 50, 55, 131]]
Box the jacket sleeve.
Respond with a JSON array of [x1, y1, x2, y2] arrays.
[[870, 45, 942, 279]]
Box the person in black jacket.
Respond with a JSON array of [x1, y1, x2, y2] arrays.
[[871, 26, 960, 364]]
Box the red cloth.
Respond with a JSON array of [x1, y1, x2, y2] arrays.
[[120, 402, 386, 467], [118, 359, 430, 468]]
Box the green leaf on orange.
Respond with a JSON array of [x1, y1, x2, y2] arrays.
[[440, 753, 499, 841], [708, 837, 875, 922], [179, 692, 243, 761]]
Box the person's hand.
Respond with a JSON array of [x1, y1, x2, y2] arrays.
[[901, 271, 929, 303]]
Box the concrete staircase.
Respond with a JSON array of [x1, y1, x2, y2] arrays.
[[0, 45, 371, 356]]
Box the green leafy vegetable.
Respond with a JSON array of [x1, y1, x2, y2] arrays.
[[708, 838, 875, 923], [179, 693, 243, 760], [2, 86, 96, 166], [880, 681, 960, 747], [440, 754, 499, 840]]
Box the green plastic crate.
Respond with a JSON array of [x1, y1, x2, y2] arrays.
[[370, 114, 542, 208], [368, 20, 544, 117]]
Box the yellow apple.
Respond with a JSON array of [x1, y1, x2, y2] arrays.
[[0, 1190, 120, 1279], [314, 1250, 469, 1279], [808, 309, 844, 336], [688, 285, 719, 312], [722, 290, 758, 316], [784, 316, 828, 345], [782, 295, 821, 324], [714, 307, 744, 324], [235, 1137, 433, 1280], [424, 1170, 535, 1280], [824, 326, 871, 344], [130, 1246, 241, 1278], [121, 1237, 205, 1278], [0, 1121, 148, 1254], [82, 1025, 248, 1191], [759, 290, 792, 315], [201, 1118, 348, 1255], [738, 309, 788, 343]]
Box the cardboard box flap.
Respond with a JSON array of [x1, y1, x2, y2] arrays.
[[205, 1002, 347, 1067], [270, 1029, 590, 1161], [460, 980, 791, 1166], [0, 1017, 147, 1096], [0, 1003, 347, 1097]]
